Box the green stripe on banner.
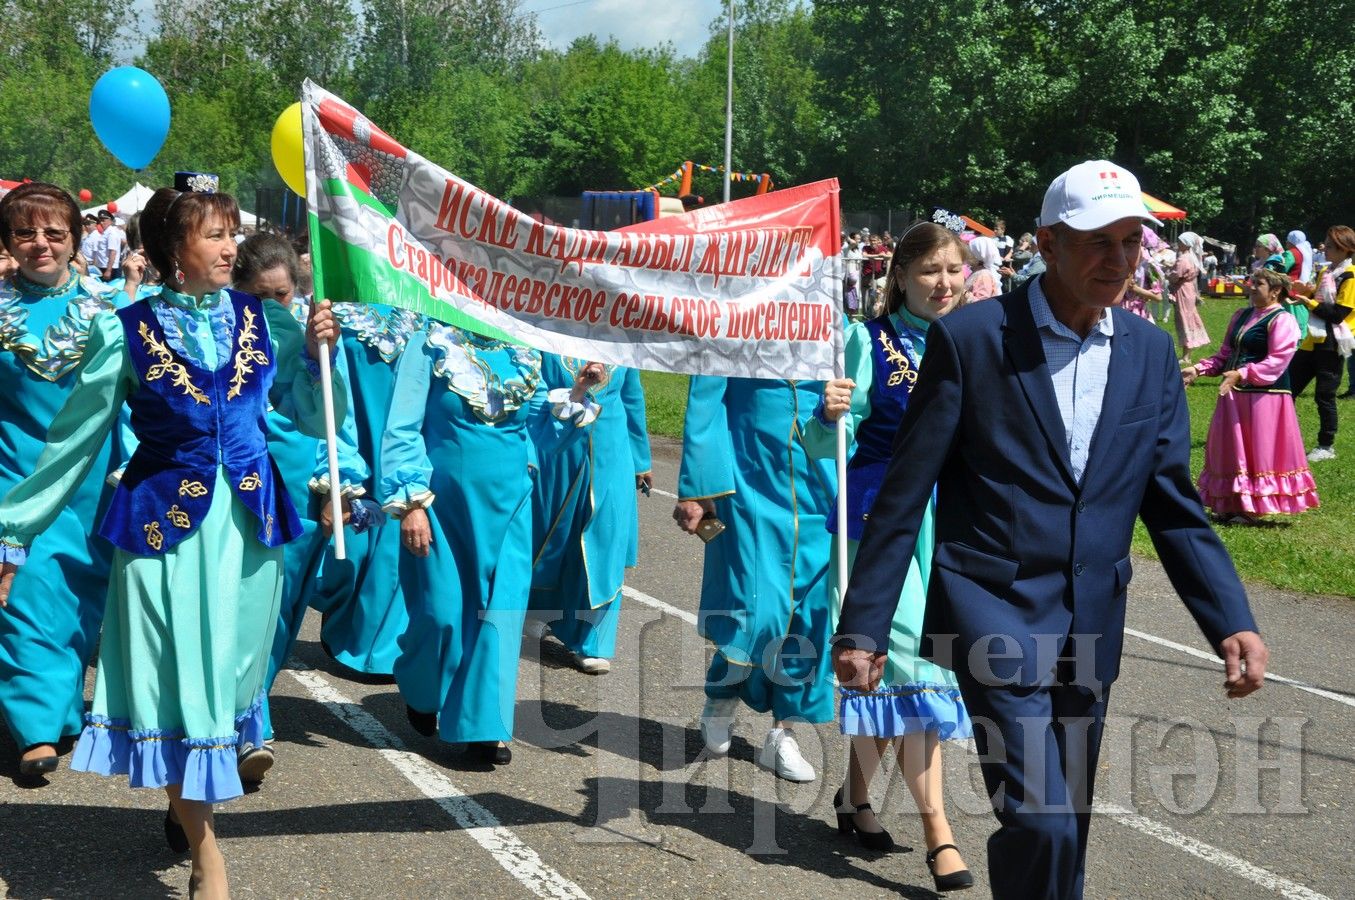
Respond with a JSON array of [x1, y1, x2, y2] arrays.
[[308, 212, 516, 343], [322, 178, 395, 217]]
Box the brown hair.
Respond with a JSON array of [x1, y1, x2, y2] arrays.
[[139, 187, 241, 281], [883, 221, 967, 314], [1250, 267, 1291, 300], [1325, 225, 1355, 260], [232, 232, 300, 289], [0, 182, 83, 252]]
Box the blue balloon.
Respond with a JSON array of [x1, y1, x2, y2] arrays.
[[89, 67, 170, 170]]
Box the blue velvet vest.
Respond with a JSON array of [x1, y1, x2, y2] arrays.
[[831, 315, 923, 540], [99, 290, 301, 555], [1225, 307, 1291, 393]]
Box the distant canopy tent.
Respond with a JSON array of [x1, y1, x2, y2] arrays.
[[1142, 192, 1187, 220], [82, 182, 259, 227]]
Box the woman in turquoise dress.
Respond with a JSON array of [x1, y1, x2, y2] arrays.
[[381, 325, 599, 765], [0, 183, 134, 776], [673, 376, 837, 783], [805, 220, 973, 891], [0, 183, 342, 899], [315, 302, 424, 677], [528, 356, 651, 673]]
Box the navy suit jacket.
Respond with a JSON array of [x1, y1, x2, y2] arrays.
[[835, 282, 1258, 689]]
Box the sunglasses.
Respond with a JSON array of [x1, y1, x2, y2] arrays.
[[11, 227, 71, 244]]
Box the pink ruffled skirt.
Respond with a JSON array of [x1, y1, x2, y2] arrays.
[[1197, 391, 1319, 516]]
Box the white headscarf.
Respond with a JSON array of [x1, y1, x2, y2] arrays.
[[1177, 231, 1204, 270], [1287, 230, 1314, 281], [968, 236, 1002, 275]]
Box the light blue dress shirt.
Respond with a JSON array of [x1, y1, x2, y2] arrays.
[[1028, 277, 1114, 483]]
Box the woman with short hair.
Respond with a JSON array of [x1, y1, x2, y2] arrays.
[[0, 180, 343, 898], [0, 182, 134, 777]]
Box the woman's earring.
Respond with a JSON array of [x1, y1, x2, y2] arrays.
[[173, 261, 185, 283]]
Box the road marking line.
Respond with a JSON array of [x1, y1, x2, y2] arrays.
[[622, 585, 697, 625], [285, 668, 591, 900], [1094, 803, 1332, 900], [1124, 627, 1355, 710], [649, 482, 1355, 713], [624, 575, 1334, 899]]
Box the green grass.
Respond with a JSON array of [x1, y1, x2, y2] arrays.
[[1131, 296, 1353, 597], [639, 298, 1354, 596], [639, 370, 689, 439]]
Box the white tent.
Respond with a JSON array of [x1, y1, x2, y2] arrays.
[[82, 182, 259, 228], [83, 182, 155, 217]]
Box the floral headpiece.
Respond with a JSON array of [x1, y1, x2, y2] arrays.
[[930, 207, 967, 234]]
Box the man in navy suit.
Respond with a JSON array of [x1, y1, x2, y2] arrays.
[[832, 161, 1268, 899]]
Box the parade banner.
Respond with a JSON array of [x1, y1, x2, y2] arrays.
[[301, 80, 843, 379]]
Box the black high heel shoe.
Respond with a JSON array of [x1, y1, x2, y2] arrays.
[[832, 787, 895, 851], [925, 843, 974, 892], [164, 805, 190, 853]]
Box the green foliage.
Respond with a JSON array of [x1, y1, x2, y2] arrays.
[[0, 0, 1350, 243]]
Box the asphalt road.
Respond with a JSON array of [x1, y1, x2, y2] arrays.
[[1, 437, 1351, 899]]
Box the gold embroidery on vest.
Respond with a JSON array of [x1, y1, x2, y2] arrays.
[[144, 521, 164, 550], [166, 505, 191, 528], [239, 472, 262, 491], [227, 306, 270, 400], [876, 331, 918, 388], [138, 321, 210, 404], [178, 479, 207, 498]]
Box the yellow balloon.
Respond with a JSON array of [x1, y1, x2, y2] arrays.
[[270, 102, 306, 197]]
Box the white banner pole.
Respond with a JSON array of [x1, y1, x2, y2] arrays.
[[319, 343, 346, 560]]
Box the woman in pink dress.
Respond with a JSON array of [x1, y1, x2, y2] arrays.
[[1171, 231, 1210, 363], [1182, 267, 1319, 523]]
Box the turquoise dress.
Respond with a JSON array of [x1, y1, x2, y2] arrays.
[[315, 303, 422, 675], [803, 309, 970, 740], [381, 326, 590, 743], [0, 286, 343, 802], [530, 357, 651, 660], [258, 298, 366, 739], [677, 377, 837, 724], [0, 269, 127, 749]]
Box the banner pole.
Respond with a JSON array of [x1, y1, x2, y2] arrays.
[[834, 329, 849, 601], [301, 85, 347, 560], [319, 342, 346, 560]]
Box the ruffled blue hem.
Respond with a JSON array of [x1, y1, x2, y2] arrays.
[[70, 693, 265, 803], [839, 682, 973, 741], [0, 540, 28, 564]]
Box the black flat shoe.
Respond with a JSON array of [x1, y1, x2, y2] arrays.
[[164, 807, 190, 853], [17, 742, 59, 780], [926, 843, 974, 892], [406, 705, 437, 737], [832, 787, 895, 851], [469, 741, 511, 765]]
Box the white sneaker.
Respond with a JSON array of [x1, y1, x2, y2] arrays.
[[1307, 446, 1337, 462], [571, 652, 611, 675], [524, 618, 550, 641], [757, 727, 816, 782], [699, 696, 739, 755]]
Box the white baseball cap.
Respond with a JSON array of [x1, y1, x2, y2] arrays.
[[1038, 160, 1161, 230]]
